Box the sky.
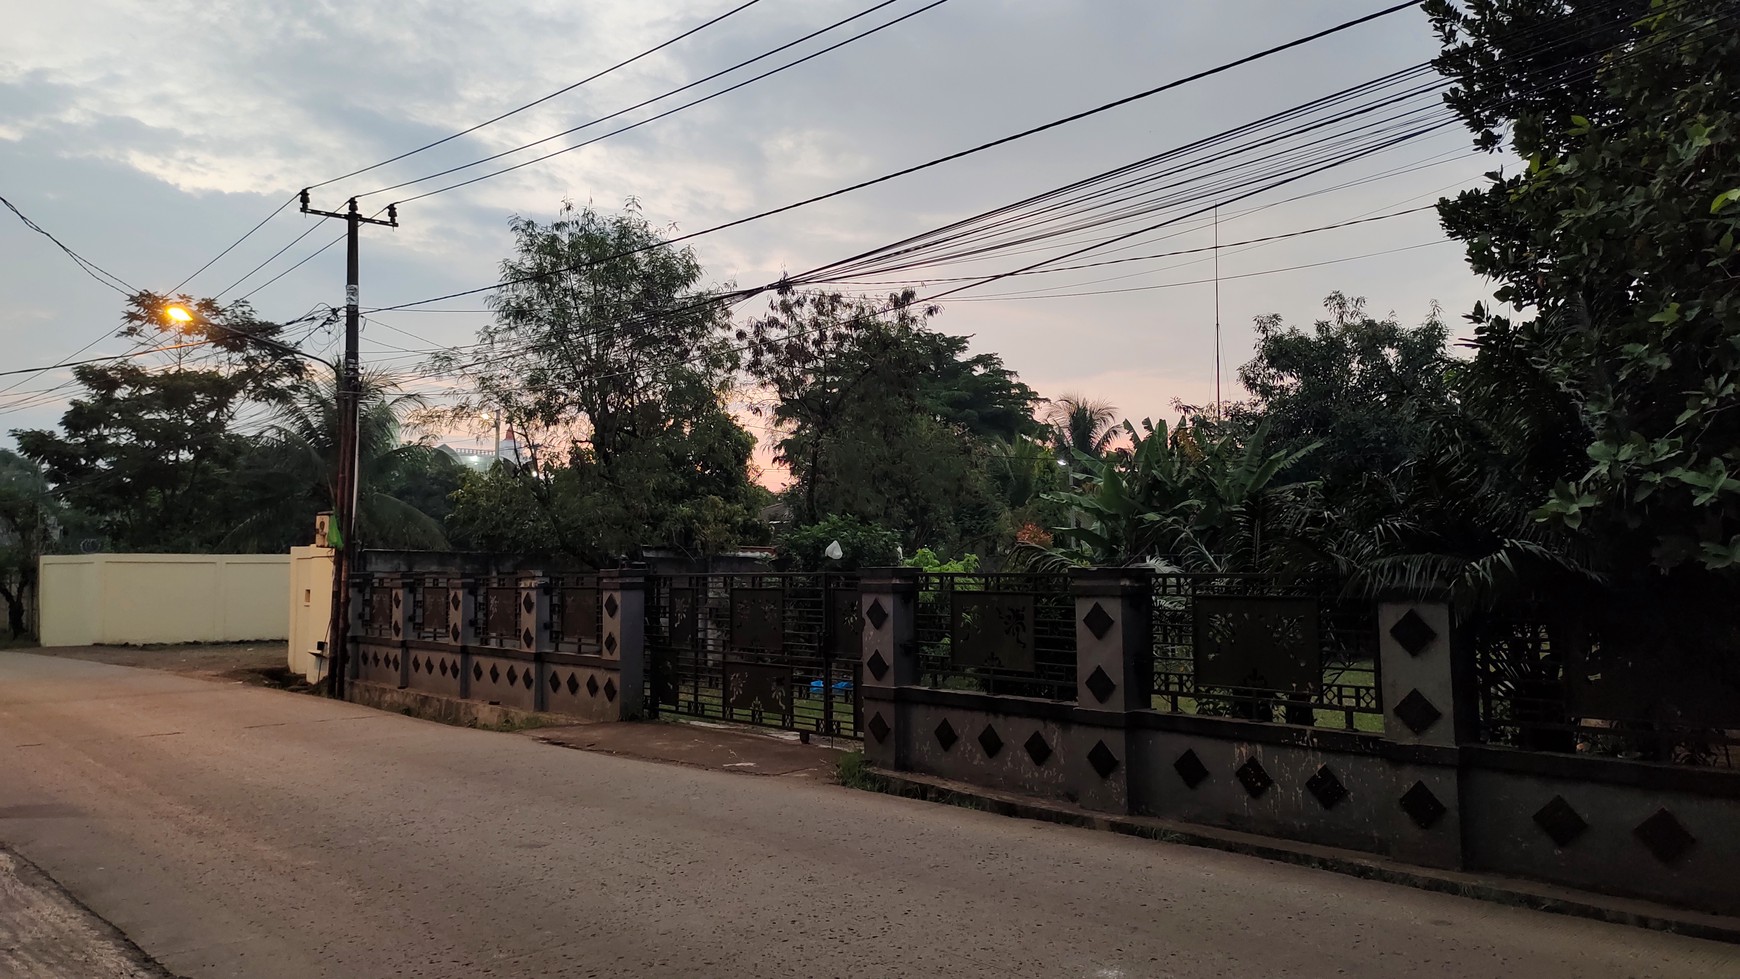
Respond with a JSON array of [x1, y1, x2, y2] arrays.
[[0, 0, 1501, 467]]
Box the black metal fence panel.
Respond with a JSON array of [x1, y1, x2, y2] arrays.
[[645, 573, 861, 738], [476, 575, 523, 649], [1152, 574, 1380, 730], [551, 575, 601, 654], [1474, 616, 1740, 768], [914, 572, 1076, 701], [357, 574, 398, 641], [413, 574, 466, 643]]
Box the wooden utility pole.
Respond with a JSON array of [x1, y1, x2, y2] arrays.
[[300, 192, 397, 698]]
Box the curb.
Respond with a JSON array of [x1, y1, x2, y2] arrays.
[[865, 766, 1740, 946]]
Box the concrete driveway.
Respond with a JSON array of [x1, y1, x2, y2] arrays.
[[0, 651, 1733, 978]]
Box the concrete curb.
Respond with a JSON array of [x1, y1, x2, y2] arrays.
[[345, 679, 575, 731], [866, 766, 1740, 946]]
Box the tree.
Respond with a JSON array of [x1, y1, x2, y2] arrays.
[[0, 450, 57, 638], [739, 288, 1041, 555], [12, 292, 306, 551], [1043, 395, 1120, 461], [224, 371, 452, 552], [1037, 418, 1318, 572], [1426, 0, 1740, 572], [1237, 293, 1452, 492], [17, 363, 255, 550], [432, 201, 764, 563], [986, 436, 1068, 539]]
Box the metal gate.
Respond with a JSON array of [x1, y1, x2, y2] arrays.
[[645, 573, 862, 738]]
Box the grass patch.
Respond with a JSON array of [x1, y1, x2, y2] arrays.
[[837, 750, 886, 791], [468, 713, 554, 734]]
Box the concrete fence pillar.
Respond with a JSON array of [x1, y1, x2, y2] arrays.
[[1067, 568, 1152, 813], [343, 572, 369, 683], [601, 569, 646, 720], [1377, 598, 1467, 869], [518, 576, 551, 653], [518, 575, 551, 709], [390, 576, 412, 688], [1378, 600, 1463, 748], [858, 568, 919, 769], [450, 579, 476, 647]]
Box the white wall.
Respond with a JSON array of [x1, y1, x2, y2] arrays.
[[38, 553, 291, 647]]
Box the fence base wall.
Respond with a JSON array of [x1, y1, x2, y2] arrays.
[[871, 683, 1740, 914], [1460, 747, 1740, 915], [1127, 725, 1462, 870], [354, 637, 636, 726]]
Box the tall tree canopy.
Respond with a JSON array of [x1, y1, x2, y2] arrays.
[[739, 288, 1041, 555], [433, 201, 764, 563], [225, 371, 455, 552], [1426, 0, 1740, 572], [13, 293, 307, 550], [12, 292, 456, 556], [1237, 293, 1452, 493], [1043, 395, 1121, 462]]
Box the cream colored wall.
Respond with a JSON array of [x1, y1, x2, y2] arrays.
[[37, 557, 99, 647], [37, 554, 292, 647], [287, 546, 335, 682]]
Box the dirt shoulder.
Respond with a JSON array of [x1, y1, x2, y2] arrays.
[[0, 846, 179, 979], [19, 642, 306, 690]]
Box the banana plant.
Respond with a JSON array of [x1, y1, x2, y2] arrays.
[[1037, 417, 1318, 572]]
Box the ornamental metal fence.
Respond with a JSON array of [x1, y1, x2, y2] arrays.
[[911, 571, 1077, 701], [643, 572, 862, 738], [1149, 573, 1382, 731]]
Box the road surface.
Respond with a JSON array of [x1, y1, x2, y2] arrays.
[[0, 651, 1731, 978]]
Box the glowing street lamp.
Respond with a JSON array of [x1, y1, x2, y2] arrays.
[[164, 305, 195, 325]]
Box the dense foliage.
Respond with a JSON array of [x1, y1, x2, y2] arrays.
[[432, 202, 766, 564], [739, 287, 1041, 557], [0, 450, 57, 637]]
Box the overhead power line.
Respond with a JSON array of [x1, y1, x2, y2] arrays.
[[823, 204, 1438, 284], [168, 0, 767, 294], [1, 193, 137, 295], [950, 239, 1455, 301], [366, 0, 955, 202], [0, 342, 217, 379], [210, 0, 935, 302], [312, 0, 769, 193], [385, 0, 1700, 387], [370, 0, 1426, 311]]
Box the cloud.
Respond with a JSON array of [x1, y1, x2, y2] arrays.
[[1, 0, 1498, 459]]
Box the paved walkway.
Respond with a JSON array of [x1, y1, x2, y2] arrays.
[[1, 650, 1735, 978]]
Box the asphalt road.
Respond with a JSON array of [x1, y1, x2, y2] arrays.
[[0, 651, 1733, 979]]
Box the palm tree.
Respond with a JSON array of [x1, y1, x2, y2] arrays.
[[1043, 395, 1120, 462], [224, 369, 450, 551]]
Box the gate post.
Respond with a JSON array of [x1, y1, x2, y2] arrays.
[[601, 569, 647, 720], [859, 568, 919, 769], [390, 575, 412, 689], [1067, 568, 1151, 814], [520, 575, 551, 709], [344, 571, 368, 682], [456, 577, 478, 699], [1377, 598, 1467, 868], [1378, 601, 1463, 748]]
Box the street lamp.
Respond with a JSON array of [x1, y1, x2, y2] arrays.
[[155, 302, 355, 698]]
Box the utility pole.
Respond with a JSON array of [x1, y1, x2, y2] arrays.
[[300, 192, 397, 699], [1212, 204, 1222, 421]]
